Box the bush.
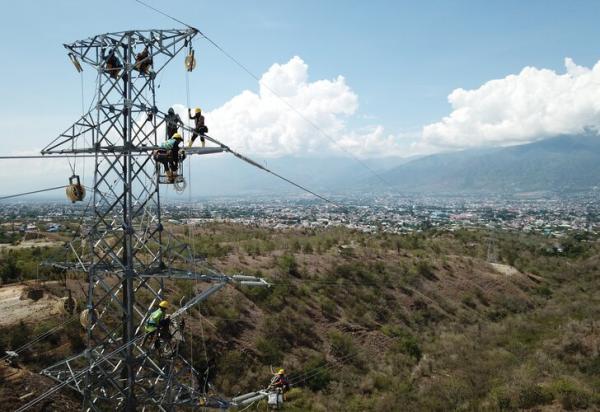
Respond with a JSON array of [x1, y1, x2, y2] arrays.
[[64, 320, 85, 352], [278, 254, 300, 277], [581, 354, 600, 375], [416, 260, 437, 281], [256, 336, 283, 364], [551, 379, 591, 410], [301, 355, 331, 391], [329, 331, 357, 360], [9, 321, 31, 352], [382, 325, 422, 361], [0, 253, 20, 283], [517, 384, 553, 409]]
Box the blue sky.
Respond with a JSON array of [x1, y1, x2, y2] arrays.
[[1, 0, 600, 190]]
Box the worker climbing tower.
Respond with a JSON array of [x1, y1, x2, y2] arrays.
[[37, 29, 268, 410]]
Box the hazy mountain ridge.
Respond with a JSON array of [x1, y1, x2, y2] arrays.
[[181, 135, 600, 197], [379, 135, 600, 193]]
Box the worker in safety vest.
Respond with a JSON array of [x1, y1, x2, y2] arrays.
[[187, 107, 209, 148], [153, 132, 184, 183], [269, 369, 290, 392], [165, 107, 183, 140], [142, 300, 170, 349]]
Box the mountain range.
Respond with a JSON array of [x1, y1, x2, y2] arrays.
[[376, 134, 600, 194], [166, 134, 600, 198]]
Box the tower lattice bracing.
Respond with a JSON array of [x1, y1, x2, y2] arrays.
[[38, 29, 268, 411]]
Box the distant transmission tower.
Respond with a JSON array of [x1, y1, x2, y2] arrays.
[[38, 29, 268, 411]]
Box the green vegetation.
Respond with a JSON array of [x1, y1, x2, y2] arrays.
[[2, 222, 600, 410]]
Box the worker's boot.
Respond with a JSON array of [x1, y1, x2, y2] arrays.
[[166, 170, 175, 183], [201, 140, 205, 148], [187, 139, 193, 148]]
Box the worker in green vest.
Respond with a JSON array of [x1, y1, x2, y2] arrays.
[[153, 132, 183, 183], [142, 300, 169, 349]]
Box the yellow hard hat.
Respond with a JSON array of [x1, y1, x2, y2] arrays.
[[159, 300, 169, 309], [172, 132, 182, 140], [195, 107, 201, 113], [277, 368, 285, 374]]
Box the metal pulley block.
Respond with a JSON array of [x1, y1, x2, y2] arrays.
[[66, 175, 86, 203], [184, 48, 196, 72]]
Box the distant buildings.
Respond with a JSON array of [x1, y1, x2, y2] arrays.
[[0, 194, 598, 238]]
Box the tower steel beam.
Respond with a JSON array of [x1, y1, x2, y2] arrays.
[[39, 28, 268, 411]]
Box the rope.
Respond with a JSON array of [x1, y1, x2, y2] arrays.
[[158, 343, 179, 407], [185, 68, 196, 391], [185, 68, 211, 394]]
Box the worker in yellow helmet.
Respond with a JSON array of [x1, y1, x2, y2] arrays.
[[269, 368, 290, 392], [188, 107, 208, 148], [142, 300, 170, 350], [153, 132, 183, 183]]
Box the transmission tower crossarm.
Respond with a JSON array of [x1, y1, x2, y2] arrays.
[[229, 390, 270, 407], [170, 282, 227, 319]]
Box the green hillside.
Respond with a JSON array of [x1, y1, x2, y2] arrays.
[[1, 224, 599, 410]]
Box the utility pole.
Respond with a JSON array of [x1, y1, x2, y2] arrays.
[[38, 29, 268, 410]]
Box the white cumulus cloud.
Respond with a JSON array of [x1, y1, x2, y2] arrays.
[[422, 58, 600, 149], [202, 56, 406, 158]]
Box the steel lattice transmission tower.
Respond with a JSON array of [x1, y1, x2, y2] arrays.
[[38, 29, 268, 411]]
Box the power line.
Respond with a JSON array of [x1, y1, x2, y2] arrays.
[[2, 316, 79, 361], [196, 35, 390, 186], [15, 335, 145, 412], [134, 0, 391, 187], [0, 186, 67, 201], [0, 155, 97, 159], [172, 118, 339, 206], [134, 0, 194, 29]]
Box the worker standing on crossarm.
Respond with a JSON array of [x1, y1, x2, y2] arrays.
[[165, 107, 183, 140], [142, 300, 170, 349], [188, 107, 208, 148]]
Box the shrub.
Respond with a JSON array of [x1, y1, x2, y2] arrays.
[[278, 254, 300, 277], [329, 331, 357, 360], [517, 384, 553, 409], [581, 354, 600, 375], [383, 326, 422, 362], [301, 355, 331, 391], [256, 337, 283, 365], [64, 320, 85, 352], [416, 260, 437, 281], [551, 379, 591, 410]]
